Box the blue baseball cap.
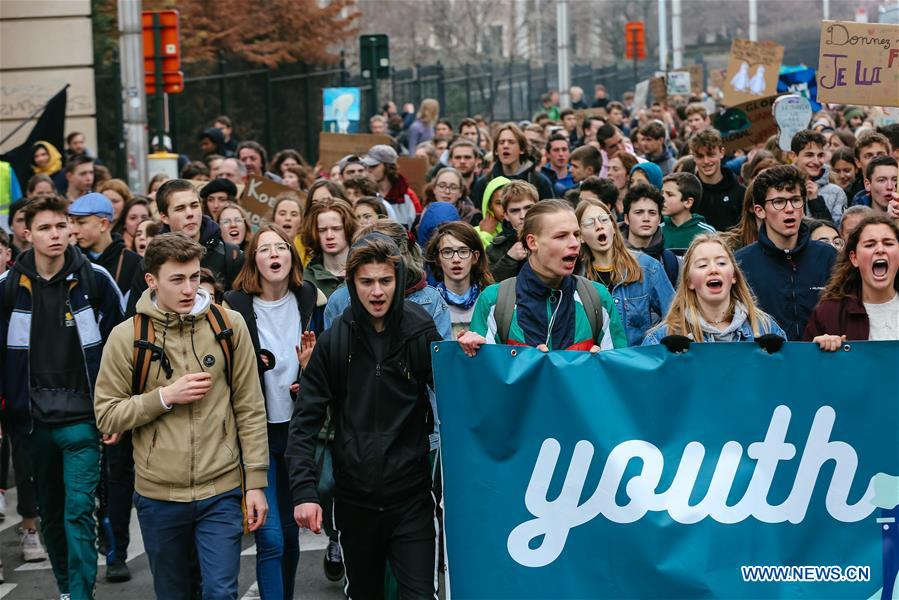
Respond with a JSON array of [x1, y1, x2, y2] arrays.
[[69, 192, 114, 221]]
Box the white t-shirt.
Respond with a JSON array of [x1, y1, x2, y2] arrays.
[[254, 293, 302, 423], [864, 293, 899, 341]]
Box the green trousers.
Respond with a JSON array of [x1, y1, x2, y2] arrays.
[[27, 422, 100, 600]]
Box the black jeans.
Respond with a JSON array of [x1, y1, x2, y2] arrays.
[[335, 492, 438, 600], [105, 432, 134, 561]]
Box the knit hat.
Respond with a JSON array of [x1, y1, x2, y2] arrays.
[[629, 162, 664, 190], [843, 106, 865, 121]]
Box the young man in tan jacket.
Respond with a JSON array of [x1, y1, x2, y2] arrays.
[[93, 233, 268, 600]]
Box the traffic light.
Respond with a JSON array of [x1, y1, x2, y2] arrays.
[[624, 22, 646, 61]]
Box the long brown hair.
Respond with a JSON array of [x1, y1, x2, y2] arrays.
[[301, 198, 357, 259], [822, 214, 899, 301], [722, 180, 761, 251], [425, 221, 494, 289], [574, 197, 642, 286], [656, 233, 773, 342], [232, 224, 304, 295]]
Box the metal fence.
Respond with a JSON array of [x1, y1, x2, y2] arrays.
[[95, 56, 666, 179]]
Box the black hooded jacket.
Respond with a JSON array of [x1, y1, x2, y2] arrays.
[[695, 166, 745, 231], [200, 127, 233, 157], [89, 235, 143, 300], [286, 233, 440, 508]]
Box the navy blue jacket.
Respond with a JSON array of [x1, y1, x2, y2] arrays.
[[0, 247, 124, 433], [735, 223, 836, 341]]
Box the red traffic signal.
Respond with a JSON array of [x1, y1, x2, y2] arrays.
[[143, 10, 182, 94], [625, 22, 646, 60]]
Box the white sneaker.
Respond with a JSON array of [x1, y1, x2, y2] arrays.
[[60, 594, 71, 600], [0, 490, 6, 520], [20, 527, 48, 562]]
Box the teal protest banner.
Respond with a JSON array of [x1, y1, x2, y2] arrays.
[[432, 342, 899, 598]]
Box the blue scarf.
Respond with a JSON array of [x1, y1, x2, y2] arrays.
[[515, 262, 577, 349], [436, 282, 480, 310]]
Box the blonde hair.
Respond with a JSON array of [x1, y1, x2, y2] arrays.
[[575, 198, 642, 286], [417, 99, 440, 126], [657, 233, 772, 342]]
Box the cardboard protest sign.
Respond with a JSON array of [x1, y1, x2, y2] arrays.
[[239, 175, 304, 228], [633, 80, 650, 113], [723, 39, 784, 106], [649, 77, 668, 105], [713, 94, 781, 154], [396, 156, 429, 199], [773, 95, 813, 151], [817, 20, 899, 108], [667, 71, 691, 96], [318, 132, 392, 172], [575, 108, 607, 136]]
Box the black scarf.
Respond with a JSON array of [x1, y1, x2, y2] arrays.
[[515, 262, 577, 349]]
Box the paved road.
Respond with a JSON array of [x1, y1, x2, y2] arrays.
[[0, 487, 348, 599]]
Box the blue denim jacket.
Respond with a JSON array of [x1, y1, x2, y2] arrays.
[[641, 304, 787, 345], [608, 252, 675, 346], [323, 283, 453, 341]]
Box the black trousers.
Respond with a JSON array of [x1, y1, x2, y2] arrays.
[[335, 491, 438, 600], [104, 432, 135, 561]]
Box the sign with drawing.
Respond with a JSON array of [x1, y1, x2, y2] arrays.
[[723, 39, 784, 106]]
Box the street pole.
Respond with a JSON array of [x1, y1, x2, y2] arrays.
[[152, 13, 165, 149], [556, 0, 571, 109], [749, 0, 758, 41], [657, 0, 668, 72], [117, 0, 147, 193], [822, 0, 829, 20], [369, 38, 379, 123], [672, 0, 683, 70]]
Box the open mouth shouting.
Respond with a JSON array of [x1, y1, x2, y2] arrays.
[[872, 258, 890, 281], [705, 278, 725, 294], [368, 298, 387, 314], [781, 217, 799, 229], [268, 260, 283, 275], [560, 252, 578, 272]]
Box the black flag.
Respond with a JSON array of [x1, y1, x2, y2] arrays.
[[0, 86, 68, 187]]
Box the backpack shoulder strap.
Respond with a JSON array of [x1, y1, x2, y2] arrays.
[[574, 276, 604, 346], [328, 317, 351, 404], [132, 314, 157, 394], [298, 281, 318, 332], [206, 303, 235, 387], [494, 277, 517, 345]]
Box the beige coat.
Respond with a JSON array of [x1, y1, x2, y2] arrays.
[[94, 288, 268, 501]]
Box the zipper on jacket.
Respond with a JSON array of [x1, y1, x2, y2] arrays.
[[375, 363, 381, 377], [68, 297, 96, 401]]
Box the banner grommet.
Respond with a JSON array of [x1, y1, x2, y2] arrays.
[[510, 349, 518, 357], [842, 344, 852, 352]]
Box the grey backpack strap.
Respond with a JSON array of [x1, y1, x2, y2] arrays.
[[493, 277, 517, 345], [574, 276, 604, 346]]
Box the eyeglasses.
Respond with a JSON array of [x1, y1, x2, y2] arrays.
[[765, 196, 805, 211], [580, 215, 611, 228], [257, 242, 290, 255], [220, 218, 244, 226], [435, 183, 461, 193], [817, 236, 845, 249], [439, 247, 472, 259]]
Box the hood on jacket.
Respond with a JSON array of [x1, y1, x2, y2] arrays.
[[32, 140, 63, 175], [95, 234, 127, 264], [813, 163, 834, 187], [481, 176, 512, 217], [417, 202, 460, 248], [137, 285, 213, 327], [161, 215, 222, 249], [200, 127, 227, 155], [14, 244, 84, 285], [702, 165, 739, 191], [630, 162, 664, 190], [345, 232, 407, 334], [619, 223, 666, 258]]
